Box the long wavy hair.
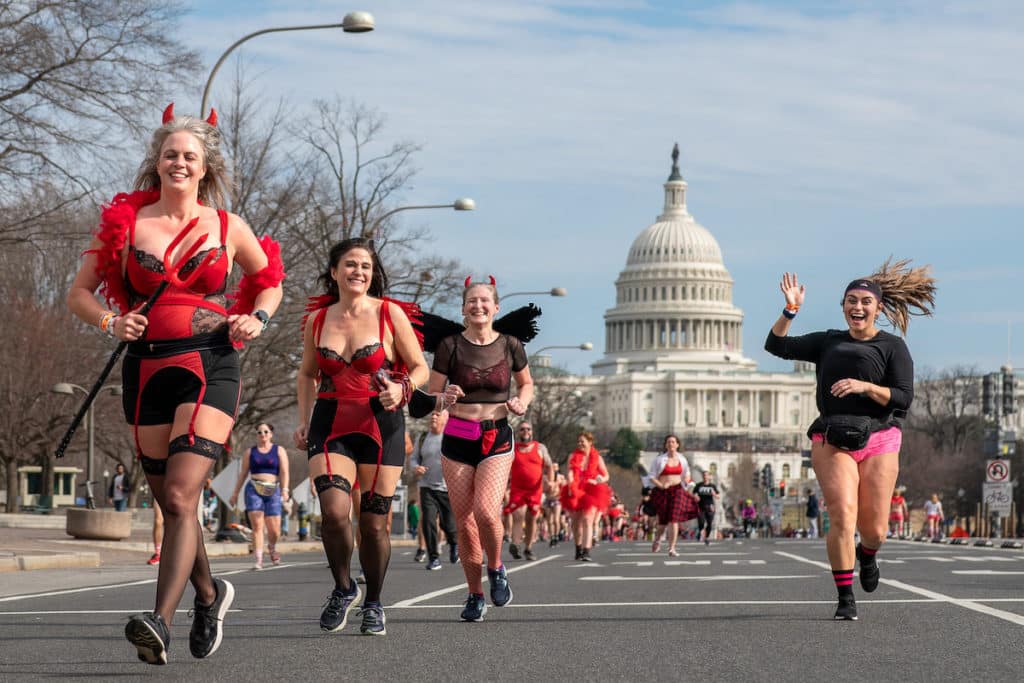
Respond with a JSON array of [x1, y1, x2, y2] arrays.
[[133, 115, 231, 209], [854, 257, 936, 335], [318, 238, 388, 301]]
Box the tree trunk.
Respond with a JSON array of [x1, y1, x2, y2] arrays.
[[5, 459, 18, 513]]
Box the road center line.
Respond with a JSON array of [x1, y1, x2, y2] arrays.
[[774, 550, 1024, 627], [580, 574, 815, 581], [391, 554, 561, 607]]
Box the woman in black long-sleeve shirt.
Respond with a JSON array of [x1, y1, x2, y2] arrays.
[[764, 259, 935, 621]]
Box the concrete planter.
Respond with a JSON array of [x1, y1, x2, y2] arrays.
[[65, 508, 132, 541]]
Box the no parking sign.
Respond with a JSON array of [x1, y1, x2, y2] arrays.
[[985, 459, 1010, 483]]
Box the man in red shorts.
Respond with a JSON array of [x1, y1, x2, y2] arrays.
[[505, 422, 553, 561]]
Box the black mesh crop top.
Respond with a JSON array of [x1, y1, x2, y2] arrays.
[[432, 333, 529, 404]]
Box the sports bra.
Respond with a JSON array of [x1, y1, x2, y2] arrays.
[[661, 461, 683, 476], [249, 444, 281, 476]]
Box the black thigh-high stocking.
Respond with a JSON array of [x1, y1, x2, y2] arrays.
[[358, 499, 391, 604], [318, 487, 355, 592], [151, 455, 212, 625]]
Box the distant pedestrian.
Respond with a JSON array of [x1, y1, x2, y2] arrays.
[[889, 489, 908, 537], [506, 421, 553, 561], [561, 432, 611, 562], [411, 410, 458, 571], [924, 493, 944, 539], [108, 463, 129, 512], [805, 489, 820, 538], [230, 423, 290, 569], [648, 434, 696, 557], [692, 470, 720, 545]]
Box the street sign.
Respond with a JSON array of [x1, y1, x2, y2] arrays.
[[985, 459, 1011, 483], [982, 482, 1013, 516]]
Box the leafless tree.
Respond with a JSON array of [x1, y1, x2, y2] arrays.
[[0, 0, 201, 244], [527, 368, 595, 464], [906, 366, 987, 456]]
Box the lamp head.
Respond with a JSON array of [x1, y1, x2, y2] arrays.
[[453, 197, 476, 211], [342, 11, 375, 32], [550, 287, 567, 297], [580, 342, 593, 350], [52, 383, 75, 395]]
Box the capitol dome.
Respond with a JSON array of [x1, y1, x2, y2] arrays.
[[592, 144, 755, 375]]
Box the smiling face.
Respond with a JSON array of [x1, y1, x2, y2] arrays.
[[576, 434, 592, 451], [462, 284, 498, 326], [332, 247, 374, 297], [159, 130, 206, 193], [517, 422, 533, 443], [842, 289, 881, 335]]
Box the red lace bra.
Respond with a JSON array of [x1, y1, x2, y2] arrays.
[[314, 302, 394, 396], [125, 209, 230, 298]]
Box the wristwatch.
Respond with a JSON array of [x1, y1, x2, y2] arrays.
[[253, 309, 270, 331]]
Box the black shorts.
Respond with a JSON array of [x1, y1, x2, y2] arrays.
[[441, 419, 513, 468], [122, 339, 240, 426], [306, 398, 406, 467]]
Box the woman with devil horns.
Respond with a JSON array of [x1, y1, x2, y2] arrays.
[[410, 276, 539, 622], [67, 104, 285, 664], [294, 237, 429, 636]]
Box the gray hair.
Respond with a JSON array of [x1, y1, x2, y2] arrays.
[[133, 115, 232, 209]]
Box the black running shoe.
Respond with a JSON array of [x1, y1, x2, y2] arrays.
[[189, 577, 234, 659], [856, 544, 880, 593], [581, 548, 593, 562], [834, 594, 858, 621], [460, 593, 487, 622], [549, 538, 557, 548], [125, 612, 170, 665], [574, 546, 583, 561], [427, 557, 442, 571], [449, 543, 459, 564], [523, 547, 536, 561], [358, 604, 387, 636], [320, 581, 361, 632], [509, 543, 521, 560], [488, 566, 513, 607]]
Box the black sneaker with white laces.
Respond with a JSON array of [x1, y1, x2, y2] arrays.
[[125, 612, 170, 665], [856, 544, 880, 593], [359, 604, 387, 635], [834, 594, 858, 621], [460, 593, 487, 622], [487, 566, 513, 607], [320, 580, 362, 632], [189, 577, 234, 659]]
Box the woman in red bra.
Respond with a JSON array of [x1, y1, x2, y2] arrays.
[[68, 104, 284, 665], [294, 237, 429, 637], [648, 434, 697, 557]]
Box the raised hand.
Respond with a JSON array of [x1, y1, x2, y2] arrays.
[[780, 272, 806, 309]]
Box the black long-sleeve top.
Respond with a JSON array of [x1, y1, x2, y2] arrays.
[[764, 329, 914, 424]]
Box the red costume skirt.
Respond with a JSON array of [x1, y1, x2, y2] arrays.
[[651, 484, 697, 525]]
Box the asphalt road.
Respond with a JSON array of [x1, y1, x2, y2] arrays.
[[1, 538, 1023, 681]]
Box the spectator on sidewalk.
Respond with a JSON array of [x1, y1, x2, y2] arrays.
[[806, 489, 820, 538], [108, 463, 129, 512]]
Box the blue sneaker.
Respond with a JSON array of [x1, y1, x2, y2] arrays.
[[460, 593, 487, 622], [320, 581, 361, 632], [426, 557, 442, 571], [487, 566, 513, 607], [358, 604, 387, 636]]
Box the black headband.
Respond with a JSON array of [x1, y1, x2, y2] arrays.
[[844, 279, 882, 300]]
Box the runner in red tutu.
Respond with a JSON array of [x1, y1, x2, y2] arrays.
[[561, 431, 610, 562]]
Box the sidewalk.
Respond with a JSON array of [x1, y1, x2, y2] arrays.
[[0, 512, 415, 572]]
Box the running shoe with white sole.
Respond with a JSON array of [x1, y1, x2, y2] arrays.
[[460, 593, 487, 622], [488, 566, 513, 606], [320, 581, 362, 632], [189, 577, 234, 659], [834, 594, 858, 621], [358, 604, 387, 635], [125, 612, 170, 665]]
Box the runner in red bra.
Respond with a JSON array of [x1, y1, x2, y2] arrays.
[[68, 104, 284, 665], [294, 237, 428, 636]]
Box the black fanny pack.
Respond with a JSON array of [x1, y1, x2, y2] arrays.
[[821, 414, 892, 451]]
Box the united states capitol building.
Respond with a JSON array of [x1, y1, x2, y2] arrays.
[[567, 146, 818, 485]]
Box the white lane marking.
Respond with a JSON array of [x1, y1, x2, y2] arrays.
[[613, 561, 654, 567], [775, 550, 1024, 627], [952, 556, 1018, 562], [617, 552, 747, 557], [580, 574, 814, 582], [0, 562, 322, 603], [723, 560, 766, 565], [0, 609, 243, 616], [390, 554, 560, 607], [952, 570, 1024, 575], [664, 560, 710, 566]]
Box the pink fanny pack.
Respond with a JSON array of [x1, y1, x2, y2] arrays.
[[444, 416, 482, 440]]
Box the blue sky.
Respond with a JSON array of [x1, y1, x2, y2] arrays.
[[183, 1, 1024, 376]]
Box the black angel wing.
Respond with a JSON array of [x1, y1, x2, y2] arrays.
[[493, 304, 542, 343], [418, 311, 465, 353]]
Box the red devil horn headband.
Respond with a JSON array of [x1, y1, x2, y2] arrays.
[[161, 102, 218, 127], [464, 275, 498, 288]]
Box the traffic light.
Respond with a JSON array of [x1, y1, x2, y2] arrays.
[[983, 373, 998, 417], [779, 480, 786, 497], [761, 464, 773, 490], [1003, 367, 1016, 415], [752, 469, 760, 489]]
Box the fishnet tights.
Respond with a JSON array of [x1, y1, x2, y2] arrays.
[[443, 452, 513, 594]]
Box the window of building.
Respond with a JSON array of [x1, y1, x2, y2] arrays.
[[782, 464, 791, 479], [709, 463, 718, 476]]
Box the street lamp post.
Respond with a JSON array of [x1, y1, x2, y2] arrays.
[[532, 342, 594, 356], [200, 11, 376, 117], [503, 287, 567, 301], [368, 198, 475, 238], [53, 382, 122, 509]]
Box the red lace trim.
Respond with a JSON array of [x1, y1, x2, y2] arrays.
[[301, 295, 424, 371]]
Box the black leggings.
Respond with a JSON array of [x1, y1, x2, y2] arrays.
[[697, 507, 715, 536]]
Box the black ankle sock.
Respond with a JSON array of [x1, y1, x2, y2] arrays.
[[832, 569, 854, 597]]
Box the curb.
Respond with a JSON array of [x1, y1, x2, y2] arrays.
[[0, 552, 102, 572]]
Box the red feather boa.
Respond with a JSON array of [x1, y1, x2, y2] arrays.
[[88, 190, 161, 314], [226, 235, 285, 316]]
